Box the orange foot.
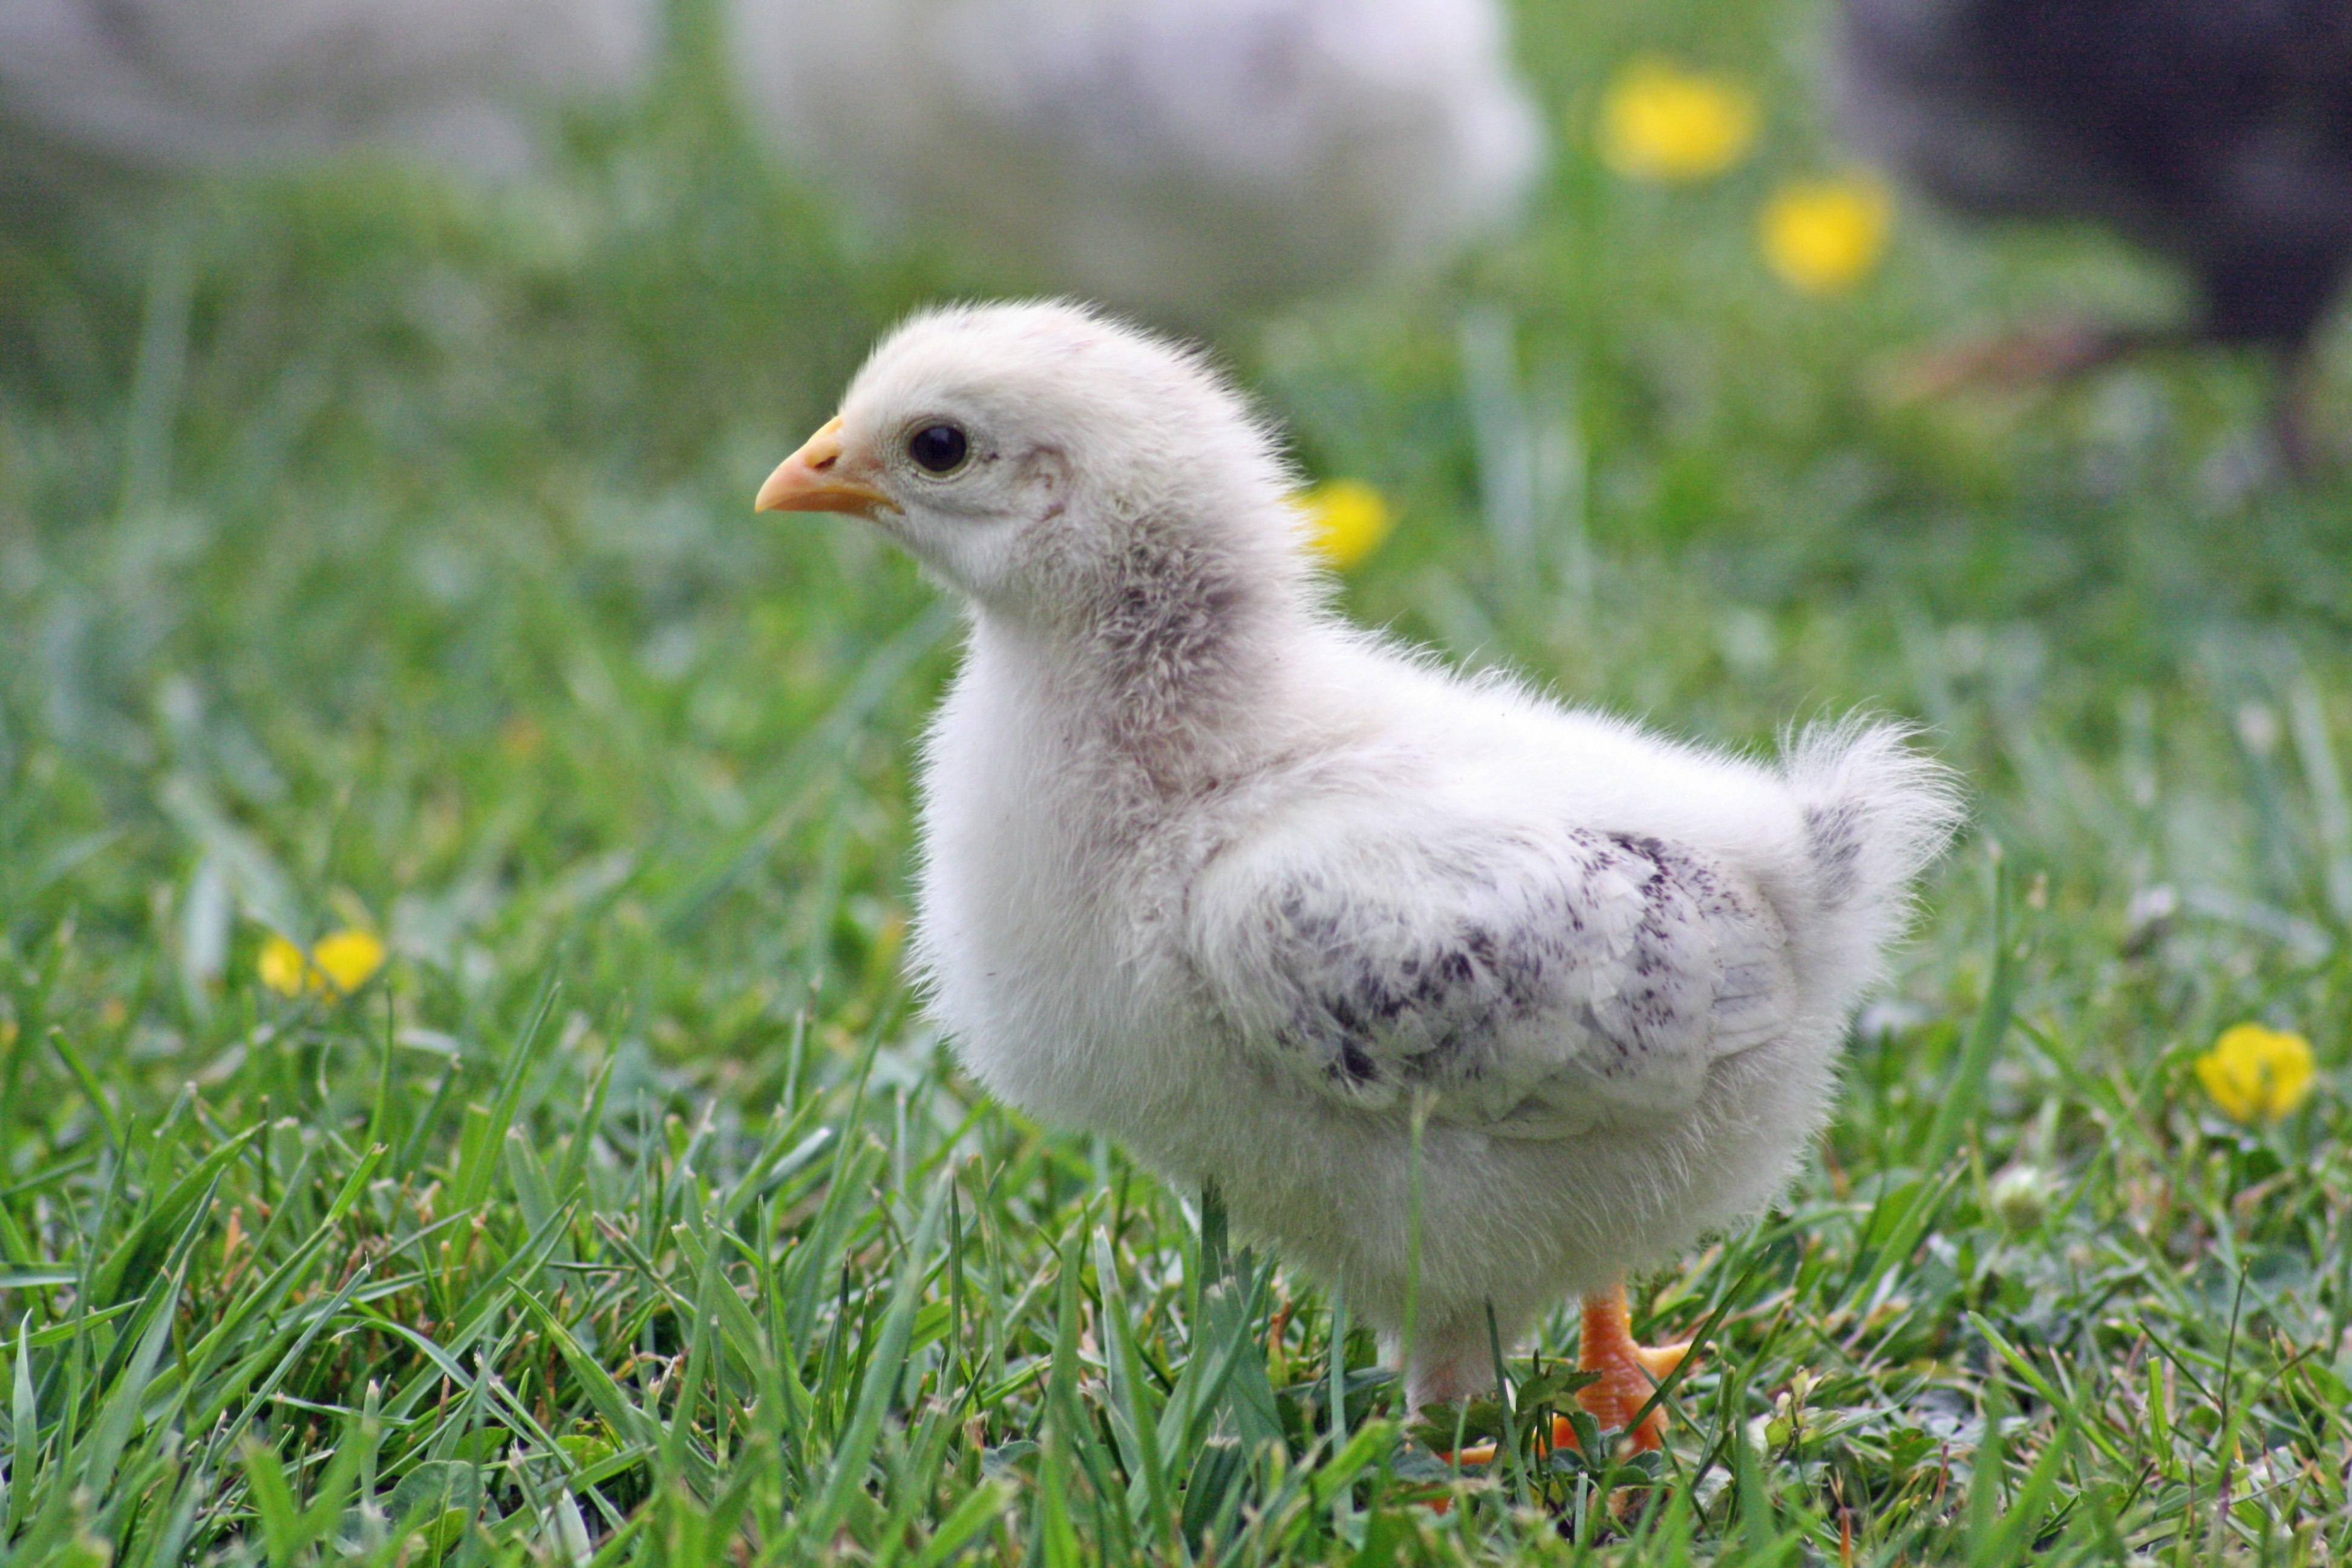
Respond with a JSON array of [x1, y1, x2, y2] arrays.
[[1553, 1282, 1690, 1454], [1434, 1283, 1690, 1475]]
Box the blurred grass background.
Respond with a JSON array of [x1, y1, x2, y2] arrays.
[[4, 0, 2352, 1561]]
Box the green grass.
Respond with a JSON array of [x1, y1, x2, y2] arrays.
[[5, 1, 2352, 1561]]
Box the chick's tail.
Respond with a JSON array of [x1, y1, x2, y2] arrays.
[[1779, 718, 1965, 1009]]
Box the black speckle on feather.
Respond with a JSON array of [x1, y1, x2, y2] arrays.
[[1254, 826, 1753, 1099]]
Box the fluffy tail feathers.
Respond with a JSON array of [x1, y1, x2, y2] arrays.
[[1781, 719, 1965, 1009]]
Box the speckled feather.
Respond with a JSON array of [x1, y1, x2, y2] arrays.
[[1190, 802, 1797, 1134]]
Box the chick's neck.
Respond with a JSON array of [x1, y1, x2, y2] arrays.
[[975, 509, 1317, 797]]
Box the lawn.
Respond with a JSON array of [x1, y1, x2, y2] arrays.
[[4, 1, 2352, 1562]]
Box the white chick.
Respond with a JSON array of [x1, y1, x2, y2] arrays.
[[0, 0, 652, 177], [754, 302, 1959, 1440], [726, 0, 1544, 319]]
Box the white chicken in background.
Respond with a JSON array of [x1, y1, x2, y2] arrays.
[[727, 0, 1546, 318], [752, 302, 1961, 1445], [0, 0, 653, 177]]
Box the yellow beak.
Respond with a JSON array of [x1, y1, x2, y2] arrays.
[[753, 416, 894, 518]]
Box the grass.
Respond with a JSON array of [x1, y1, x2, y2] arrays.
[[4, 0, 2352, 1561]]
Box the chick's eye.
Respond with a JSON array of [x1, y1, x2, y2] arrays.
[[907, 423, 969, 474]]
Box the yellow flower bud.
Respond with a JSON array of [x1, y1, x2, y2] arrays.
[[1759, 174, 1894, 295], [256, 928, 387, 999], [1600, 59, 1759, 183], [1292, 480, 1394, 570], [258, 933, 311, 997], [311, 929, 387, 995], [2195, 1024, 2316, 1123]]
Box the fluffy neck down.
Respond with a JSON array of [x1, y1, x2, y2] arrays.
[[974, 493, 1317, 799]]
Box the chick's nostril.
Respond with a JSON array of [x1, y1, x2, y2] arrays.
[[812, 452, 838, 471]]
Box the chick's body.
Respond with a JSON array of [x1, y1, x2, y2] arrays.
[[756, 302, 1957, 1414], [923, 636, 1927, 1391]]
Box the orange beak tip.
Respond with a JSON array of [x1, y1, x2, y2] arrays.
[[752, 460, 801, 514], [751, 414, 893, 518]]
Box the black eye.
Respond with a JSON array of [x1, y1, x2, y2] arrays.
[[907, 423, 969, 474]]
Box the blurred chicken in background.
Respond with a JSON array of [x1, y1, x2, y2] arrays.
[[1839, 0, 2352, 464], [0, 0, 655, 186], [727, 0, 1545, 319], [0, 0, 1541, 318]]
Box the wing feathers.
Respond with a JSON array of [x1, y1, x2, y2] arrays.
[[1187, 819, 1795, 1134]]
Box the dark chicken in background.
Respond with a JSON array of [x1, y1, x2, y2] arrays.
[[1839, 0, 2352, 465]]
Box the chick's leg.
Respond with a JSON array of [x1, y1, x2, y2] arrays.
[[1559, 1281, 1690, 1452], [1406, 1321, 1503, 1466], [1403, 1316, 1500, 1416]]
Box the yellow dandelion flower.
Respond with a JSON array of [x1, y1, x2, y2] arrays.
[[258, 933, 312, 996], [1292, 480, 1393, 570], [312, 929, 387, 995], [1599, 59, 1759, 183], [256, 929, 387, 999], [1760, 174, 1894, 295], [2195, 1023, 2315, 1123]]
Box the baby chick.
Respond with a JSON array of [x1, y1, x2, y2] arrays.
[[1839, 0, 2352, 462], [727, 0, 1543, 320], [755, 302, 1959, 1440]]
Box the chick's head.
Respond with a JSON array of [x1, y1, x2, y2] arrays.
[[756, 301, 1305, 620]]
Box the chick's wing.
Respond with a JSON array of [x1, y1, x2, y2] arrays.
[[1181, 804, 1795, 1135]]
